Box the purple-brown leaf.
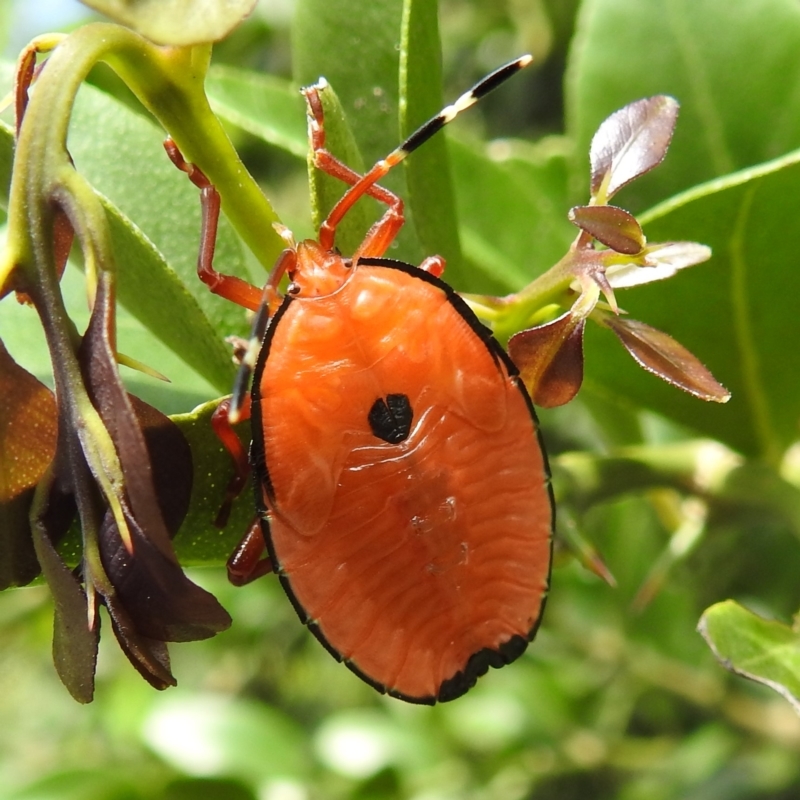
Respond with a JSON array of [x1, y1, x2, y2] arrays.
[[30, 481, 99, 704], [604, 316, 731, 403], [79, 272, 230, 666], [79, 271, 174, 558], [0, 340, 58, 588], [590, 96, 679, 200], [102, 563, 177, 690], [0, 339, 57, 503], [569, 205, 645, 255], [508, 312, 586, 408]]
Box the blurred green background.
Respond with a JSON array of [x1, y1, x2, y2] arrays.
[[2, 1, 800, 799]]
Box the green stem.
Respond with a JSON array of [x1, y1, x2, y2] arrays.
[[480, 246, 582, 343], [4, 23, 283, 282]]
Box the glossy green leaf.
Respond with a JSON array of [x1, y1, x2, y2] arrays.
[[699, 599, 800, 713], [292, 0, 423, 263], [583, 150, 800, 460], [0, 115, 12, 210], [67, 83, 252, 343], [304, 80, 375, 257], [0, 75, 244, 395], [0, 259, 219, 414], [79, 0, 257, 46], [399, 0, 464, 283], [567, 0, 800, 210], [450, 137, 575, 292], [170, 399, 255, 566], [205, 66, 307, 158]]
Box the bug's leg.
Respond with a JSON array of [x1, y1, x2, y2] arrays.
[[210, 246, 296, 525], [302, 84, 404, 257], [227, 246, 296, 424], [309, 56, 532, 257], [418, 255, 446, 278], [210, 395, 252, 528], [227, 518, 273, 586], [164, 138, 263, 311]]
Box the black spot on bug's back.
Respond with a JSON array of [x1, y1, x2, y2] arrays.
[[368, 393, 413, 444]]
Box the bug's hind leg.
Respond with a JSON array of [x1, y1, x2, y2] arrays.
[[210, 395, 253, 528], [227, 518, 274, 586]]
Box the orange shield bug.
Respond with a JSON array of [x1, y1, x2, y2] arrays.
[[167, 56, 554, 704]]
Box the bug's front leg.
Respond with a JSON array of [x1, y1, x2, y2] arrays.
[[302, 85, 406, 258], [164, 138, 264, 312]]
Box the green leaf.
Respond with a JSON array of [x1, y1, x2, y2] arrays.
[[170, 399, 255, 566], [0, 74, 240, 397], [304, 80, 375, 257], [399, 0, 464, 284], [450, 137, 575, 292], [205, 66, 307, 158], [582, 150, 800, 460], [292, 0, 423, 263], [0, 115, 12, 211], [44, 78, 244, 394], [698, 599, 800, 713], [567, 0, 800, 210], [68, 83, 251, 341], [79, 0, 258, 46]]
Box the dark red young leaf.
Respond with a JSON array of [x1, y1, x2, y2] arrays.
[[100, 498, 232, 642], [101, 397, 230, 642], [8, 204, 74, 305], [79, 271, 175, 557], [0, 340, 58, 588], [78, 274, 231, 643], [0, 339, 57, 503], [508, 311, 586, 408], [107, 610, 175, 690], [0, 492, 42, 589], [102, 557, 177, 690], [29, 441, 99, 704], [131, 394, 194, 535], [604, 316, 731, 402], [590, 96, 679, 200], [39, 531, 99, 704], [568, 205, 645, 255], [52, 208, 74, 284]]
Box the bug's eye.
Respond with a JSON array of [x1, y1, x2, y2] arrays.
[[368, 393, 414, 444], [287, 282, 301, 295]]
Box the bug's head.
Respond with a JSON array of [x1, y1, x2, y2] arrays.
[[288, 239, 353, 298]]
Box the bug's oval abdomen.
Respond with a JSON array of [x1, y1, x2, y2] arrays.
[[252, 262, 552, 703]]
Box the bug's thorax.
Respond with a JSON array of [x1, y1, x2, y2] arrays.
[[289, 239, 353, 299]]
